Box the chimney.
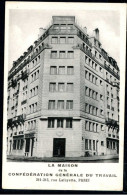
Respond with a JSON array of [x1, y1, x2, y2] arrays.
[[38, 28, 46, 38], [83, 27, 87, 34], [93, 28, 99, 40]]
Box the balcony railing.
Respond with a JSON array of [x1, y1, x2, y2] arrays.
[[106, 118, 119, 129], [80, 45, 92, 58], [21, 69, 29, 80], [104, 64, 120, 80]]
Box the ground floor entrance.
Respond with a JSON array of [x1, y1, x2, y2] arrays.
[[53, 138, 66, 157]]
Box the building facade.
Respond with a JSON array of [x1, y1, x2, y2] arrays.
[[7, 16, 120, 158]]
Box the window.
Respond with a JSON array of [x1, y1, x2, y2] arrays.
[[85, 86, 89, 96], [93, 140, 95, 150], [101, 125, 104, 131], [66, 119, 72, 128], [48, 118, 55, 128], [57, 119, 63, 128], [59, 51, 66, 58], [85, 139, 88, 150], [50, 66, 57, 75], [52, 37, 58, 44], [68, 24, 73, 29], [49, 83, 56, 92], [95, 51, 97, 57], [66, 100, 73, 110], [48, 100, 55, 110], [67, 66, 74, 75], [100, 94, 103, 100], [58, 100, 64, 110], [101, 141, 104, 146], [58, 83, 65, 92], [67, 51, 74, 58], [89, 140, 92, 150], [54, 24, 59, 29], [60, 24, 66, 30], [60, 37, 66, 44], [100, 67, 103, 72], [58, 66, 65, 74], [68, 37, 74, 44], [100, 80, 103, 86], [100, 109, 104, 115], [67, 83, 73, 92], [51, 51, 57, 58]]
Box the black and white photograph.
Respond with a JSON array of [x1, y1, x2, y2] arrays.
[[2, 2, 126, 191]]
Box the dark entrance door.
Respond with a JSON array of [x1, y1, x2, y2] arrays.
[[53, 138, 66, 157], [25, 138, 30, 153]]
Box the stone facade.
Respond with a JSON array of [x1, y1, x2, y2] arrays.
[[7, 16, 120, 158]]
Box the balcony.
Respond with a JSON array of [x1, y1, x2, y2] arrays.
[[106, 118, 119, 129], [112, 82, 120, 88], [80, 45, 92, 58], [107, 105, 110, 109], [7, 114, 26, 128], [21, 99, 27, 105], [21, 69, 29, 80], [104, 64, 120, 80]]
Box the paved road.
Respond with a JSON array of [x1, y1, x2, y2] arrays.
[[7, 159, 118, 163]]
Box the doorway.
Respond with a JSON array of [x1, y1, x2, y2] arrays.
[[53, 138, 66, 157]]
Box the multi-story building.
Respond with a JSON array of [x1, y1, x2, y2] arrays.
[[7, 16, 120, 158]]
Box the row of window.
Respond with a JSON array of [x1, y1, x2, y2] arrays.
[[31, 70, 39, 83], [85, 103, 104, 116], [85, 70, 103, 86], [32, 55, 40, 67], [53, 24, 73, 30], [50, 66, 74, 75], [48, 118, 72, 128], [85, 86, 98, 101], [30, 86, 38, 98], [51, 51, 74, 59], [85, 56, 98, 71], [85, 139, 100, 150], [13, 139, 24, 150], [85, 120, 104, 132], [29, 103, 38, 113], [49, 82, 73, 92], [48, 100, 73, 110], [107, 140, 117, 150], [28, 120, 36, 130], [51, 36, 74, 44]]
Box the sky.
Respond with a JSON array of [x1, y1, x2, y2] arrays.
[[8, 8, 120, 70]]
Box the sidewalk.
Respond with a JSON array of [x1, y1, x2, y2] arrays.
[[7, 154, 119, 162]]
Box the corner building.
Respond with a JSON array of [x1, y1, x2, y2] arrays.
[[7, 16, 120, 158]]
